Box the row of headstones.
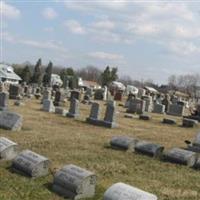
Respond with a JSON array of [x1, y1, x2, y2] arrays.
[[0, 137, 157, 200], [42, 98, 117, 128], [110, 134, 200, 169], [125, 112, 198, 128], [126, 98, 185, 116]]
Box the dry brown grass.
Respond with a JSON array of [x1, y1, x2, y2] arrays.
[[0, 98, 200, 200]]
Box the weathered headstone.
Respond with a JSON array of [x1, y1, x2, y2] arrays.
[[139, 114, 151, 120], [94, 89, 104, 100], [0, 111, 22, 131], [110, 136, 138, 151], [42, 99, 55, 112], [9, 84, 21, 99], [0, 137, 18, 160], [0, 92, 9, 111], [137, 88, 146, 98], [52, 164, 97, 199], [182, 118, 198, 128], [12, 150, 50, 178], [103, 182, 157, 200], [86, 102, 101, 125], [54, 90, 62, 106], [163, 148, 197, 167], [42, 89, 51, 102], [70, 90, 80, 101], [134, 140, 164, 158], [153, 104, 165, 114], [142, 96, 153, 112], [167, 104, 185, 116], [67, 98, 79, 118], [162, 118, 176, 125], [103, 101, 117, 128], [55, 107, 67, 116], [127, 98, 146, 114]]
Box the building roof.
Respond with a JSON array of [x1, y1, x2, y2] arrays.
[[144, 86, 158, 94], [0, 64, 21, 81]]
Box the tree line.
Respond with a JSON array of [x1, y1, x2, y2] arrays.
[[13, 58, 119, 87]]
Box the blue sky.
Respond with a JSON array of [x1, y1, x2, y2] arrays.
[[1, 0, 200, 83]]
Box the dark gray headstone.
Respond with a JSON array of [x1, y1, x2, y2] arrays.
[[153, 104, 165, 114], [12, 150, 51, 178], [139, 114, 151, 120], [103, 182, 157, 200], [52, 164, 97, 199], [110, 136, 138, 151], [182, 118, 198, 128], [0, 92, 9, 111], [86, 102, 101, 125], [67, 98, 79, 118], [134, 140, 164, 158], [0, 137, 18, 160], [0, 111, 23, 131], [162, 118, 176, 125], [167, 104, 185, 116], [9, 85, 21, 99], [163, 148, 197, 167]]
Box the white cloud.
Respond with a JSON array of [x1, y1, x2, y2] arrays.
[[88, 51, 124, 61], [168, 41, 200, 56], [42, 7, 57, 20], [43, 27, 54, 32], [0, 1, 21, 19], [91, 19, 115, 30], [64, 20, 86, 35]]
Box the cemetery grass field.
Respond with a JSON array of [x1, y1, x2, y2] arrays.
[[0, 99, 200, 200]]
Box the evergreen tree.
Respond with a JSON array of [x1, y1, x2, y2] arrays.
[[60, 67, 75, 82], [101, 66, 118, 86], [43, 61, 53, 86], [21, 65, 32, 83], [31, 58, 42, 84]]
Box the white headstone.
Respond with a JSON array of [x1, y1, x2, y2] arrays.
[[103, 182, 157, 200]]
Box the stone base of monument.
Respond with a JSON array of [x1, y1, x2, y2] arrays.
[[0, 107, 8, 111], [52, 164, 96, 200], [182, 118, 198, 128], [12, 150, 51, 178], [184, 115, 200, 122], [0, 137, 18, 160], [162, 118, 176, 125], [55, 107, 67, 116], [110, 136, 139, 151], [139, 114, 151, 120], [134, 140, 164, 158], [0, 111, 23, 131], [163, 148, 197, 167], [103, 182, 157, 200], [86, 118, 117, 128], [66, 112, 79, 118]]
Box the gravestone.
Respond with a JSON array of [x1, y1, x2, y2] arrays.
[[139, 114, 151, 120], [9, 84, 21, 99], [94, 89, 104, 100], [54, 90, 64, 106], [162, 118, 176, 125], [42, 99, 55, 112], [14, 100, 25, 106], [153, 104, 165, 114], [162, 94, 170, 112], [114, 90, 123, 101], [52, 164, 97, 199], [42, 89, 51, 102], [55, 107, 67, 116], [0, 137, 18, 160], [163, 148, 197, 167], [167, 104, 185, 116], [134, 140, 164, 158], [103, 101, 117, 128], [187, 133, 200, 153], [142, 96, 153, 112], [12, 150, 50, 178], [70, 90, 80, 100], [182, 118, 198, 128], [67, 98, 79, 118], [103, 182, 157, 200], [0, 111, 23, 131], [137, 88, 146, 98], [0, 92, 9, 111], [86, 102, 101, 125], [110, 136, 138, 151], [127, 99, 146, 114], [103, 86, 108, 101]]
